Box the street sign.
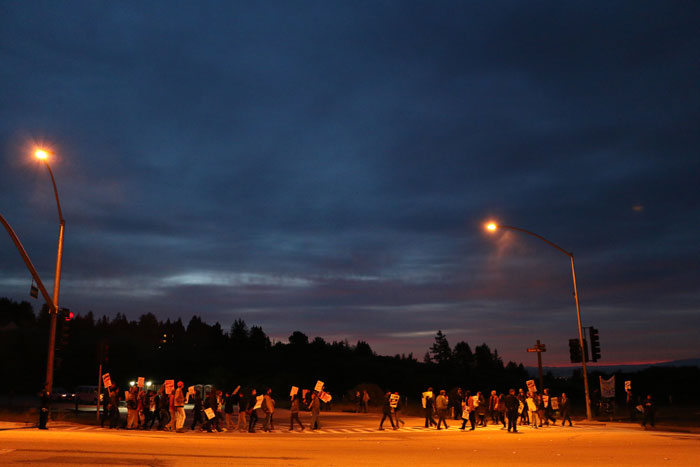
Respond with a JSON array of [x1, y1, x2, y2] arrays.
[[527, 347, 539, 352]]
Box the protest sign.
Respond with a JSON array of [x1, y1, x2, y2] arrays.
[[137, 377, 145, 388], [542, 395, 550, 407], [253, 395, 264, 410], [204, 408, 215, 420], [314, 380, 324, 392], [290, 386, 299, 397], [422, 391, 433, 399], [320, 392, 332, 403], [600, 376, 615, 398], [164, 380, 175, 395], [625, 380, 631, 391], [421, 397, 426, 409], [188, 386, 195, 395], [526, 398, 537, 412], [102, 373, 112, 388], [550, 397, 559, 410], [526, 379, 537, 394], [390, 394, 399, 408]]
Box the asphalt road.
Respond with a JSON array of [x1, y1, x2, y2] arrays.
[[1, 411, 699, 466]]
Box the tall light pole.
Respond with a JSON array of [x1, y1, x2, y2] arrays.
[[486, 222, 592, 420], [35, 149, 65, 394]]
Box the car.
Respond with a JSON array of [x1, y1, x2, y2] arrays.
[[51, 387, 75, 402], [74, 385, 100, 404]]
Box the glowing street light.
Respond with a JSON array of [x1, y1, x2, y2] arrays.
[[35, 147, 66, 395], [485, 221, 592, 420]]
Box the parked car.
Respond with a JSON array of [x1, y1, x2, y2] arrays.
[[51, 387, 75, 402], [74, 385, 100, 404]]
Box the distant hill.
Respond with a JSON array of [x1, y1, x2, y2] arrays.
[[526, 358, 700, 378]]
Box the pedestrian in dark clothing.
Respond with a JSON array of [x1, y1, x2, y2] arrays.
[[560, 393, 573, 426], [38, 384, 50, 430], [424, 388, 437, 428], [378, 392, 397, 430], [289, 394, 305, 431], [504, 389, 519, 433], [435, 390, 449, 430], [247, 389, 259, 433], [190, 391, 204, 430], [109, 385, 121, 429], [157, 387, 170, 430], [641, 395, 655, 429]]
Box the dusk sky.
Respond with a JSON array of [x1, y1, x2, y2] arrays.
[[2, 1, 699, 366]]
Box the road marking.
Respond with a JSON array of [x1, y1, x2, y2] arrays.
[[0, 449, 16, 455]]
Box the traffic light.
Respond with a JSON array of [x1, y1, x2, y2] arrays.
[[569, 338, 582, 363], [59, 308, 72, 349], [590, 327, 601, 362]]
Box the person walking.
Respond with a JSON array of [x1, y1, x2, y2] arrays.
[[309, 391, 321, 430], [527, 392, 540, 429], [378, 392, 397, 430], [190, 390, 204, 431], [289, 393, 305, 431], [361, 390, 370, 413], [435, 389, 449, 430], [518, 388, 529, 426], [560, 393, 573, 426], [247, 389, 259, 433], [262, 388, 275, 432], [174, 381, 186, 432], [224, 391, 235, 430], [476, 391, 487, 426], [38, 383, 50, 430], [109, 384, 121, 429], [641, 395, 655, 429], [424, 388, 437, 428], [489, 390, 499, 424], [236, 390, 247, 431], [504, 389, 520, 433], [542, 388, 556, 426]]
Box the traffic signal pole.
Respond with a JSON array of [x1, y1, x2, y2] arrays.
[[571, 255, 592, 420]]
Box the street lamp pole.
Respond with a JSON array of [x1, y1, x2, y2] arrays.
[[36, 150, 65, 394], [486, 223, 593, 420]]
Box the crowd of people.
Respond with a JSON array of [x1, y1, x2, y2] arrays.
[[98, 382, 325, 433], [420, 387, 573, 433]]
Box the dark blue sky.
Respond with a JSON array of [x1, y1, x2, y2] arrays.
[[2, 1, 699, 365]]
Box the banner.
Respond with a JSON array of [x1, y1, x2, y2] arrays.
[[290, 386, 299, 397], [526, 379, 537, 394], [102, 373, 112, 388], [204, 408, 215, 420], [600, 375, 615, 398], [164, 380, 175, 395], [137, 377, 145, 388], [314, 380, 325, 392]]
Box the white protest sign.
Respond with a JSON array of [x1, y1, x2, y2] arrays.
[[290, 386, 299, 397], [422, 391, 433, 399], [320, 392, 332, 403], [204, 408, 216, 420], [188, 386, 195, 395], [102, 373, 112, 388], [421, 397, 426, 409], [164, 380, 174, 395], [137, 377, 145, 388], [314, 380, 324, 392], [253, 395, 264, 410], [550, 397, 559, 410], [625, 380, 631, 391], [526, 379, 537, 394], [390, 394, 400, 408], [542, 395, 550, 407], [472, 395, 479, 407], [526, 398, 537, 412]]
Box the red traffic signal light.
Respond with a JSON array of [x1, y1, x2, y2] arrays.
[[59, 308, 73, 321]]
